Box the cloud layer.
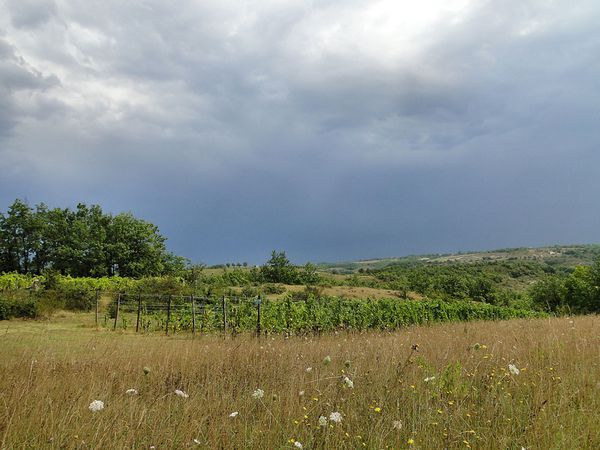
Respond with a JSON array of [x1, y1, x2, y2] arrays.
[[1, 0, 599, 263]]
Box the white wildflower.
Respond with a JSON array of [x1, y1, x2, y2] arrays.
[[252, 388, 265, 399], [193, 438, 201, 445], [305, 367, 313, 373], [174, 389, 189, 398], [424, 376, 436, 383], [318, 415, 328, 427], [298, 390, 305, 396], [294, 441, 303, 449], [329, 411, 343, 423], [88, 400, 104, 412], [126, 388, 138, 396], [229, 411, 239, 418], [343, 376, 354, 389], [323, 356, 332, 365], [392, 420, 403, 430], [509, 364, 520, 376]]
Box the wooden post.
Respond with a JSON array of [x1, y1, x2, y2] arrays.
[[222, 296, 227, 334], [95, 289, 99, 327], [256, 296, 262, 337], [113, 293, 121, 331], [191, 295, 196, 337], [166, 295, 172, 336], [136, 294, 142, 333]]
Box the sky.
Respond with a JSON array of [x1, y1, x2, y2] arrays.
[[1, 0, 600, 265]]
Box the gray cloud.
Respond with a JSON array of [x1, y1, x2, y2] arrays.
[[1, 0, 600, 263]]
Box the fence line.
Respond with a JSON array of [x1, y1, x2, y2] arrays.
[[99, 291, 266, 336]]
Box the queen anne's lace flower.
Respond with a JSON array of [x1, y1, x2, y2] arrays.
[[174, 389, 189, 398], [343, 376, 354, 389], [229, 411, 239, 418], [509, 364, 520, 376], [126, 388, 138, 395], [294, 441, 303, 449], [252, 388, 264, 399], [89, 400, 104, 412], [318, 415, 328, 427], [329, 411, 343, 423]]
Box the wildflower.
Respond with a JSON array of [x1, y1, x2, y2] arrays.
[[174, 389, 189, 398], [88, 400, 104, 412], [305, 367, 313, 373], [392, 420, 403, 430], [329, 411, 343, 423], [343, 376, 354, 389], [125, 388, 138, 396], [509, 364, 520, 376], [252, 388, 265, 399], [193, 438, 201, 445], [323, 356, 332, 365], [229, 411, 239, 418], [374, 407, 382, 413], [424, 376, 436, 382], [294, 441, 303, 449], [318, 415, 328, 427], [407, 438, 415, 445], [143, 367, 151, 375], [298, 390, 305, 396]]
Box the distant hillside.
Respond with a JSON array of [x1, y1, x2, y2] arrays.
[[316, 244, 600, 274]]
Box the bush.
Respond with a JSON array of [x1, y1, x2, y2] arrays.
[[0, 293, 38, 320]]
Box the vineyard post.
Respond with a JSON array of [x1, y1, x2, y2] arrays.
[[166, 295, 172, 336], [95, 289, 99, 327], [136, 294, 142, 333], [191, 295, 196, 337], [113, 293, 121, 331], [222, 296, 227, 334], [256, 295, 262, 336]]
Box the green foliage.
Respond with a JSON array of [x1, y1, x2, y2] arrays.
[[260, 250, 300, 284], [116, 295, 544, 334], [0, 291, 38, 320], [0, 199, 183, 277], [529, 258, 600, 314]]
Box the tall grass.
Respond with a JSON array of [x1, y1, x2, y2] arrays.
[[1, 316, 599, 449]]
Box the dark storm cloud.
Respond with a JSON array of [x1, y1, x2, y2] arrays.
[[1, 0, 600, 263]]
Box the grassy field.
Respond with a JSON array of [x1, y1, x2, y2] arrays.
[[1, 315, 599, 449]]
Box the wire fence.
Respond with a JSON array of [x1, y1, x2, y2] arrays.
[[98, 291, 265, 336]]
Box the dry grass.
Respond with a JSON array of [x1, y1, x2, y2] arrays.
[[1, 316, 599, 449], [271, 284, 422, 300]]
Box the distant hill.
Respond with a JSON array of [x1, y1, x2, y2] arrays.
[[316, 244, 600, 274]]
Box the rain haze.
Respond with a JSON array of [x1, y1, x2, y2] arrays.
[[1, 0, 599, 264]]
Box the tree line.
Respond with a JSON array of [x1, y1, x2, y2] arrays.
[[0, 199, 185, 277]]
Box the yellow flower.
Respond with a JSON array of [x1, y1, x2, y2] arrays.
[[374, 407, 382, 413], [407, 438, 415, 445]]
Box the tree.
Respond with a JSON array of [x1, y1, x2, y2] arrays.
[[0, 199, 184, 278], [260, 250, 300, 284]]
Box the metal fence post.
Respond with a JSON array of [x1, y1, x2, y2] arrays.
[[136, 294, 142, 333], [166, 295, 172, 335], [113, 293, 121, 331], [191, 295, 196, 337], [95, 289, 99, 327], [256, 296, 262, 336], [222, 296, 227, 334]]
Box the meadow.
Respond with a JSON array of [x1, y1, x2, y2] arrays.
[[1, 314, 599, 449]]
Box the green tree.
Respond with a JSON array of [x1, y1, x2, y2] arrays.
[[260, 250, 300, 284]]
